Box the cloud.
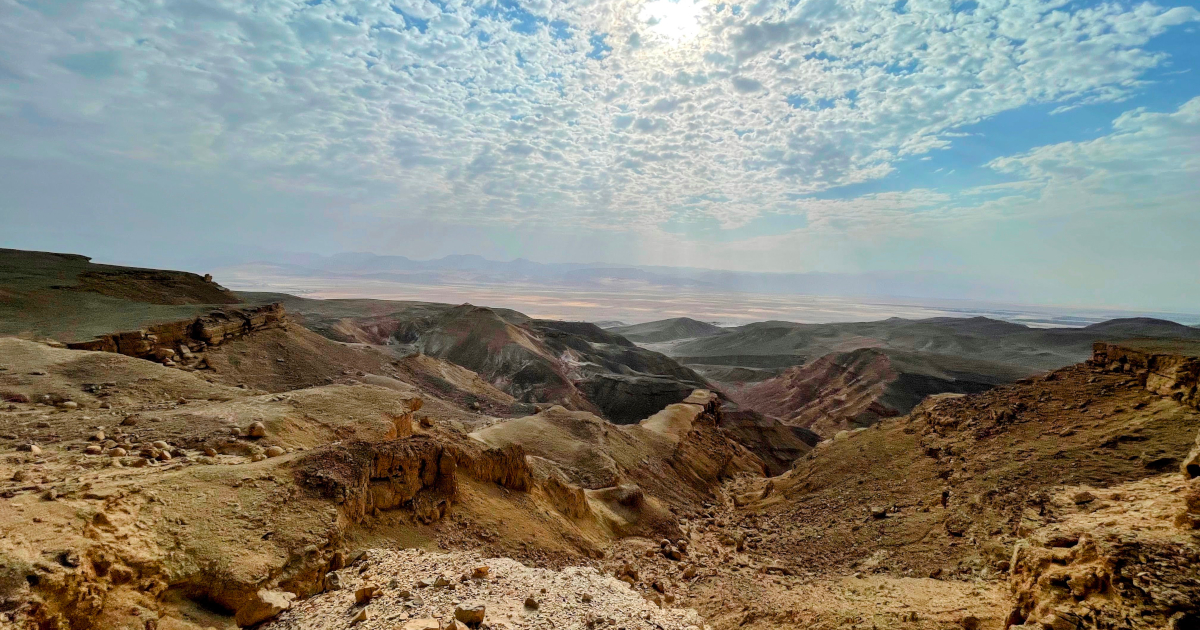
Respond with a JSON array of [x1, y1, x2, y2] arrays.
[[0, 0, 1196, 304]]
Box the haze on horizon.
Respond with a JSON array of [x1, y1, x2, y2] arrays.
[[2, 0, 1199, 313]]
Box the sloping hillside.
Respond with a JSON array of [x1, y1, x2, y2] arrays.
[[672, 315, 1200, 372], [647, 358, 1200, 630], [607, 317, 728, 343], [0, 248, 238, 341], [242, 293, 712, 423], [731, 347, 1035, 436]]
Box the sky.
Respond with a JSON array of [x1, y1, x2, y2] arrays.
[[1, 0, 1199, 312]]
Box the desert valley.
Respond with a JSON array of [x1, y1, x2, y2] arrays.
[[0, 248, 1197, 630]]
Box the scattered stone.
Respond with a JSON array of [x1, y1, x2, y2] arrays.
[[90, 431, 105, 441], [454, 601, 485, 626], [524, 596, 539, 610], [84, 445, 102, 455], [248, 422, 267, 438], [120, 416, 138, 426], [204, 447, 217, 457], [265, 446, 286, 458], [472, 565, 490, 579], [251, 453, 267, 462], [58, 401, 78, 410], [1072, 491, 1096, 505], [402, 620, 441, 630], [19, 444, 42, 455], [108, 447, 127, 457]]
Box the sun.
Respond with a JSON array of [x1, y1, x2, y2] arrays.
[[639, 0, 705, 43]]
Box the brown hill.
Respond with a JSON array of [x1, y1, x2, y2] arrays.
[[732, 347, 1035, 436], [0, 336, 760, 629], [600, 347, 1200, 630], [242, 294, 712, 424]]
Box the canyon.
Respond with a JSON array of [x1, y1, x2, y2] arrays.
[[0, 248, 1197, 630]]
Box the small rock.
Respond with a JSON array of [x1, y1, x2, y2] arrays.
[[131, 458, 151, 468], [355, 585, 378, 604], [11, 470, 29, 482], [251, 453, 266, 462], [471, 565, 490, 579], [325, 572, 342, 591], [1072, 491, 1096, 505], [58, 401, 78, 410], [18, 444, 42, 455], [433, 575, 451, 587], [109, 447, 127, 457], [91, 431, 105, 441], [524, 596, 539, 610], [152, 440, 170, 450], [235, 589, 296, 627], [265, 446, 285, 458], [120, 416, 138, 426], [84, 445, 102, 455], [454, 601, 485, 626], [961, 615, 981, 630], [402, 620, 441, 630], [350, 608, 369, 624], [581, 593, 593, 603], [248, 422, 267, 438], [203, 447, 217, 457]]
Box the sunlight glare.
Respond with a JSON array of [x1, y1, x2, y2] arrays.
[[640, 0, 705, 43]]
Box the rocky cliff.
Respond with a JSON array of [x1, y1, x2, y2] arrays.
[[1092, 340, 1200, 410], [65, 303, 287, 368]]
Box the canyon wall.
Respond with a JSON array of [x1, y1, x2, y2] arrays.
[[65, 303, 287, 367]]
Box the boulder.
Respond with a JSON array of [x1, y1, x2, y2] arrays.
[[234, 589, 295, 627], [1183, 430, 1199, 479], [354, 585, 378, 604], [455, 601, 486, 626]]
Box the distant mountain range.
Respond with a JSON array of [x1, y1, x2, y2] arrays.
[[216, 252, 1017, 301]]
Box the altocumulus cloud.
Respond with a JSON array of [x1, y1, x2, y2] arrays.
[[0, 0, 1197, 293]]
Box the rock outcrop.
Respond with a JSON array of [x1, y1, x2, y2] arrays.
[[65, 303, 287, 368], [1092, 341, 1200, 410], [1007, 475, 1200, 630]]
